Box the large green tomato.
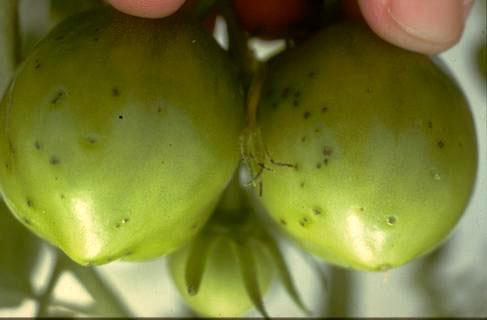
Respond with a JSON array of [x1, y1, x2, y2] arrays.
[[255, 22, 477, 271], [0, 8, 244, 265]]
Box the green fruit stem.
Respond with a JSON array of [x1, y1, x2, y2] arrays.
[[326, 267, 354, 317], [63, 254, 132, 317], [0, 0, 20, 97], [36, 250, 131, 317], [35, 253, 64, 317], [218, 0, 257, 89]]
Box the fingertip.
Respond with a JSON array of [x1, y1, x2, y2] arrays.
[[107, 0, 186, 19], [358, 0, 472, 54]]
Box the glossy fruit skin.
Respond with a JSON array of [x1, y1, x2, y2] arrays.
[[257, 22, 477, 271], [0, 8, 244, 265], [169, 214, 274, 317]]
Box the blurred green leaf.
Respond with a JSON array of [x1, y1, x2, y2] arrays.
[[0, 200, 41, 307], [0, 0, 19, 98]]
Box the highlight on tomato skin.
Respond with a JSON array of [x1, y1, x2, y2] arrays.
[[233, 0, 311, 38]]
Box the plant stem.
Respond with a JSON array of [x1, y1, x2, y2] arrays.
[[218, 0, 257, 90], [326, 266, 354, 317], [35, 253, 64, 317], [0, 0, 20, 97], [61, 255, 132, 317]]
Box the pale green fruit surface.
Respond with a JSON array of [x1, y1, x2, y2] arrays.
[[0, 8, 244, 265], [257, 22, 477, 271]]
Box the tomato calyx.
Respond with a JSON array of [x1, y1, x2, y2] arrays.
[[171, 172, 310, 317]]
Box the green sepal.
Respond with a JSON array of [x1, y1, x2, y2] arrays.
[[184, 232, 215, 296], [234, 240, 270, 318], [261, 236, 311, 315]]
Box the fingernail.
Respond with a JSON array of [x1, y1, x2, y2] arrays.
[[388, 0, 467, 44]]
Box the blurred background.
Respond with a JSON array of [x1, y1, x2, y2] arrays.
[[1, 0, 486, 317]]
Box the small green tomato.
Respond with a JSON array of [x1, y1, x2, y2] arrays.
[[0, 8, 244, 265], [169, 205, 309, 317], [252, 22, 478, 271]]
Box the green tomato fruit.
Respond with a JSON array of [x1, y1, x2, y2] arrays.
[[0, 199, 40, 307], [0, 8, 244, 265], [169, 213, 274, 317], [254, 22, 477, 271]]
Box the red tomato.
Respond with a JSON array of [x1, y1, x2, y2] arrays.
[[341, 0, 363, 20], [233, 0, 310, 37]]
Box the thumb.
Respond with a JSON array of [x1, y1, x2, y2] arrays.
[[106, 0, 186, 18], [358, 0, 474, 54]]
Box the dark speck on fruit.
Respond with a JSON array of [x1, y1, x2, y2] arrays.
[[321, 107, 328, 113], [303, 111, 311, 119], [300, 182, 305, 188], [299, 217, 310, 227], [437, 140, 445, 149], [316, 163, 322, 169], [323, 158, 329, 166], [279, 218, 287, 226], [387, 216, 397, 225], [118, 115, 124, 120], [51, 90, 65, 104], [301, 136, 307, 142], [313, 207, 322, 215], [26, 198, 33, 207], [428, 120, 433, 129], [112, 87, 120, 97], [323, 146, 333, 156], [187, 285, 197, 296], [34, 140, 42, 150], [50, 156, 60, 165], [87, 136, 97, 144], [34, 59, 41, 69]]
